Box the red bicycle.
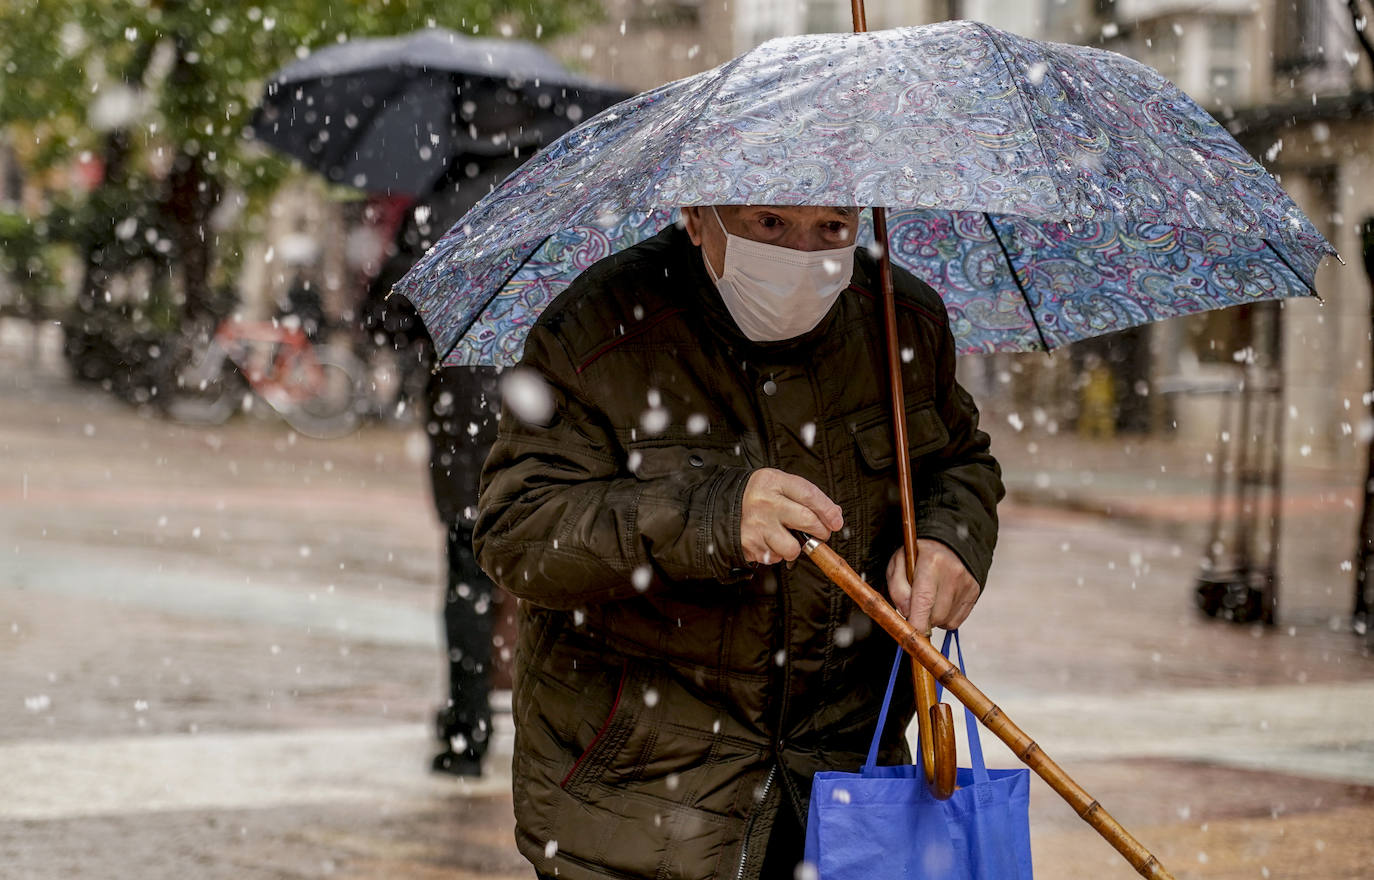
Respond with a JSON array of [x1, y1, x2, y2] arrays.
[[167, 317, 365, 439]]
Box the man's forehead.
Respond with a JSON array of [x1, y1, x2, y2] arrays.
[[724, 204, 858, 218]]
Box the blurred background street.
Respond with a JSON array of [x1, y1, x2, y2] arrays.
[[4, 319, 1372, 879], [3, 0, 1374, 876]]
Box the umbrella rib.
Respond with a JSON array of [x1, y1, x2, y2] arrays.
[[658, 54, 750, 207], [1263, 238, 1322, 300], [436, 234, 551, 366], [983, 212, 1052, 352], [970, 21, 1073, 219]]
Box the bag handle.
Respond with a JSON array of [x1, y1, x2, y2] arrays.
[[936, 630, 990, 784], [863, 639, 906, 770], [864, 630, 989, 784]]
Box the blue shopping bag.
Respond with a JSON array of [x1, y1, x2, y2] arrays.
[[804, 631, 1033, 880]]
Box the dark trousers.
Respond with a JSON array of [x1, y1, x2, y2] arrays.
[[759, 794, 806, 880], [428, 366, 502, 760], [437, 520, 494, 760]]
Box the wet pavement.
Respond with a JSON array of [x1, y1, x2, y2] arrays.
[[2, 318, 1372, 879]]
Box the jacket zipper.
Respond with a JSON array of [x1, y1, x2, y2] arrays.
[[736, 365, 784, 880], [735, 765, 777, 880], [748, 365, 793, 756]]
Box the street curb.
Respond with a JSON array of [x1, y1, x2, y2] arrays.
[[1003, 486, 1199, 543]]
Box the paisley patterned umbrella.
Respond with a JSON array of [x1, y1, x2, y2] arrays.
[[393, 21, 1336, 367]]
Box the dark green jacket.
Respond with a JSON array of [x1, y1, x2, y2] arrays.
[[475, 225, 1002, 880]]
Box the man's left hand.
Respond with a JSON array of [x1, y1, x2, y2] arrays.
[[886, 539, 980, 634]]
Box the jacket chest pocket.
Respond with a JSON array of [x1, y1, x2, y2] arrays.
[[841, 399, 949, 577], [847, 398, 949, 472]]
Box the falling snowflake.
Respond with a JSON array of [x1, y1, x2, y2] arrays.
[[631, 565, 652, 592], [500, 368, 555, 424]]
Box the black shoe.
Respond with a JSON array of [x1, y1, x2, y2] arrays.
[[1195, 571, 1264, 623], [431, 749, 484, 777]]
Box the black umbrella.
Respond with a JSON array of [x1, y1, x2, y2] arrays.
[[250, 27, 630, 196]]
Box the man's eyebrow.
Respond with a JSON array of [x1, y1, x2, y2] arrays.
[[833, 207, 859, 217]]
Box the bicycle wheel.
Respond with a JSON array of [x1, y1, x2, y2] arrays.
[[281, 346, 365, 439], [165, 361, 244, 426]]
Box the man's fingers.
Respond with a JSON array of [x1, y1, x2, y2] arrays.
[[777, 498, 833, 543], [928, 587, 955, 633], [944, 594, 978, 631], [762, 528, 802, 564], [906, 581, 935, 635], [741, 526, 802, 565], [775, 474, 843, 533], [741, 469, 844, 566], [903, 549, 936, 635], [907, 606, 933, 637], [886, 548, 911, 615]]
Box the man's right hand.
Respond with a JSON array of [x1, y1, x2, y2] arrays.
[[740, 468, 844, 565]]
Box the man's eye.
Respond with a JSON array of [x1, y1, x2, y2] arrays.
[[758, 217, 782, 229]]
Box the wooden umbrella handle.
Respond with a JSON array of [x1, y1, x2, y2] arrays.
[[914, 656, 958, 798], [872, 202, 960, 800], [927, 676, 958, 796], [801, 535, 1177, 880]]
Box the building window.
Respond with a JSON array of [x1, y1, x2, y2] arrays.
[[1209, 66, 1239, 103], [1209, 18, 1239, 51], [804, 0, 847, 33], [1274, 0, 1326, 72], [1206, 17, 1246, 105], [1143, 23, 1182, 87], [630, 0, 701, 27]]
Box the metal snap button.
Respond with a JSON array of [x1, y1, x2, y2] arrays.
[[762, 379, 778, 396]]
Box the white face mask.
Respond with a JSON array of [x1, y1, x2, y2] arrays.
[[701, 207, 857, 343]]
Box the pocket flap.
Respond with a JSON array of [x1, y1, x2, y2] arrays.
[[850, 402, 949, 470]]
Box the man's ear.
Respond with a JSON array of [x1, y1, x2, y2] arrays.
[[681, 207, 704, 246]]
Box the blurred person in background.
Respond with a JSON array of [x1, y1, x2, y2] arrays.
[[365, 156, 524, 776]]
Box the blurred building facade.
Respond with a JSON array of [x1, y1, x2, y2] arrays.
[[897, 0, 1374, 467], [1095, 0, 1373, 468], [546, 0, 914, 91], [252, 1, 1373, 466], [551, 0, 1374, 466]]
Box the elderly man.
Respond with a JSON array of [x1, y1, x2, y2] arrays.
[[474, 205, 1003, 880]]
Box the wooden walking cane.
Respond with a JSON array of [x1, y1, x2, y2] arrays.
[[801, 535, 1177, 880], [849, 0, 959, 803]]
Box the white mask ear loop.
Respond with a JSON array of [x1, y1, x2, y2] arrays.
[[703, 206, 728, 282]]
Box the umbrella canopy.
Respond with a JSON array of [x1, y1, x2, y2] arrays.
[[250, 27, 629, 196], [393, 21, 1336, 367]]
